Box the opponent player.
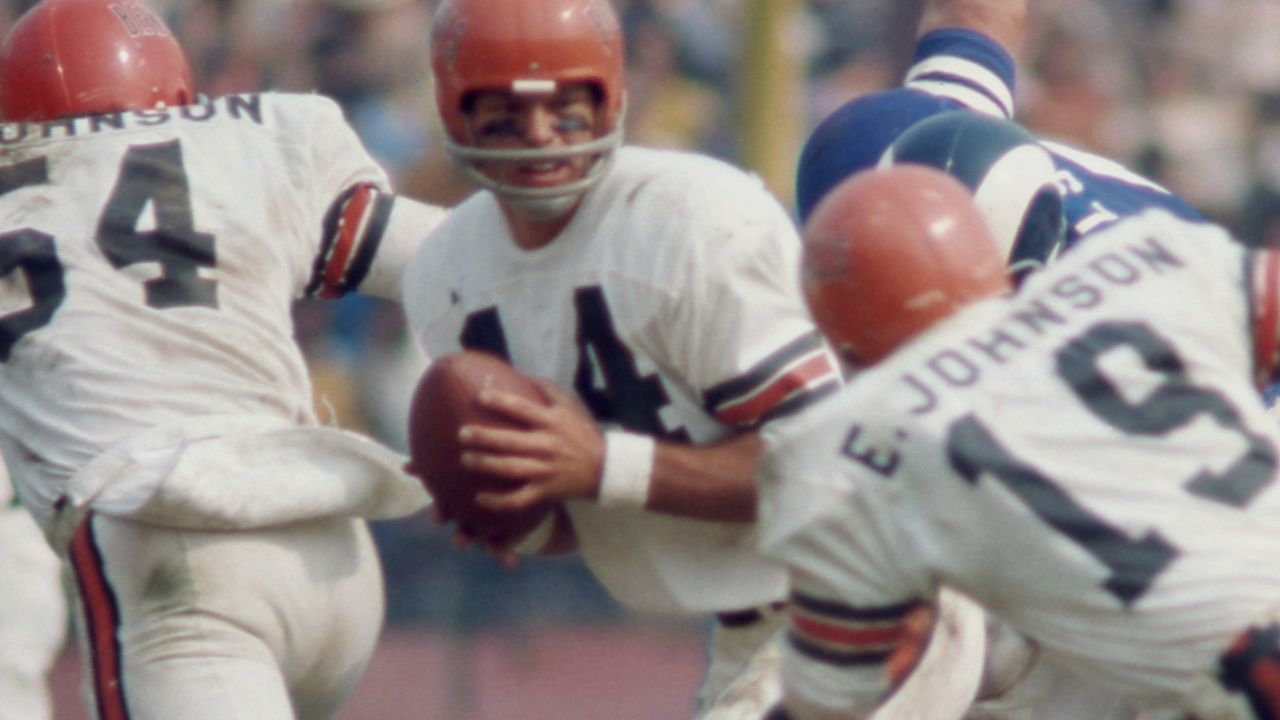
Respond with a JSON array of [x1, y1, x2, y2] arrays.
[[0, 470, 65, 720], [799, 5, 1213, 716], [795, 0, 1204, 251], [760, 164, 1280, 719], [0, 0, 442, 717]]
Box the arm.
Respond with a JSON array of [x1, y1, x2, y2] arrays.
[[773, 580, 984, 719], [300, 95, 449, 302], [306, 185, 449, 302], [756, 421, 987, 719], [794, 0, 1023, 222], [918, 0, 1028, 57], [460, 176, 839, 527], [459, 380, 761, 523], [646, 431, 761, 521], [349, 194, 448, 301]]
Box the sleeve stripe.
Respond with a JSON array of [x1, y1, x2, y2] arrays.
[[787, 594, 929, 668], [306, 183, 391, 298], [1252, 249, 1280, 386], [910, 28, 1016, 114], [788, 630, 894, 667], [907, 78, 1010, 120], [905, 56, 1013, 118], [341, 192, 392, 295], [713, 353, 837, 426], [704, 330, 840, 426], [759, 377, 841, 425], [792, 614, 907, 650]]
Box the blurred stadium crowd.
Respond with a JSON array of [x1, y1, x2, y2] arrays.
[[5, 0, 1277, 632]]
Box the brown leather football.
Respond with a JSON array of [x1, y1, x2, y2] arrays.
[[407, 350, 553, 546]]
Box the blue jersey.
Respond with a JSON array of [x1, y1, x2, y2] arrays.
[[795, 28, 1206, 246], [1044, 139, 1204, 249], [796, 29, 1015, 222]]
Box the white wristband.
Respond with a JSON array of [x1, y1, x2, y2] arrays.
[[599, 431, 655, 509]]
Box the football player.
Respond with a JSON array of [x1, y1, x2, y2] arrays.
[[795, 0, 1204, 253], [761, 164, 1280, 720], [0, 468, 65, 720], [0, 0, 444, 717], [797, 3, 1215, 717], [399, 1, 986, 718]]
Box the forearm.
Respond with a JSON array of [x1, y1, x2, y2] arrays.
[[604, 431, 761, 523], [355, 195, 448, 300], [460, 384, 768, 524], [919, 0, 1027, 57]]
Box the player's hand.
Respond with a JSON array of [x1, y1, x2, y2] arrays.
[[459, 379, 604, 511], [405, 460, 513, 562]]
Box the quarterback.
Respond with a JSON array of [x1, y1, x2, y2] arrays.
[[401, 0, 848, 717]]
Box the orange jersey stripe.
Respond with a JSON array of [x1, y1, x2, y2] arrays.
[[70, 516, 129, 720], [319, 184, 377, 299], [715, 353, 835, 425], [1254, 250, 1280, 387], [792, 613, 907, 649]]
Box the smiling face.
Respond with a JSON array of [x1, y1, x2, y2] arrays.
[[463, 82, 601, 194], [429, 0, 627, 232]]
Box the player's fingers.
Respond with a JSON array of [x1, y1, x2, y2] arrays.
[[477, 389, 552, 425], [458, 424, 555, 455], [474, 484, 545, 512], [460, 450, 547, 480]]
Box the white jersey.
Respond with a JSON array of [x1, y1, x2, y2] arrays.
[[403, 146, 841, 615], [761, 210, 1280, 718], [0, 93, 442, 540]]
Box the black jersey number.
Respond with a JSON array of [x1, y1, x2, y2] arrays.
[[458, 286, 686, 439], [97, 141, 217, 309], [0, 142, 218, 359], [946, 320, 1277, 606], [0, 229, 65, 361]]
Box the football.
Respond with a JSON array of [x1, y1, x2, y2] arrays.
[[407, 350, 554, 546]]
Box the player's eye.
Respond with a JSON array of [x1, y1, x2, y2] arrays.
[[552, 115, 591, 134], [476, 118, 523, 140]]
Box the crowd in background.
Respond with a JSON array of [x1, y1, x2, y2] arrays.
[[3, 0, 1278, 630]]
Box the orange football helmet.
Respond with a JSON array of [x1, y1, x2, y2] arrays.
[[430, 0, 626, 216], [801, 165, 1011, 366], [0, 0, 195, 122]]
